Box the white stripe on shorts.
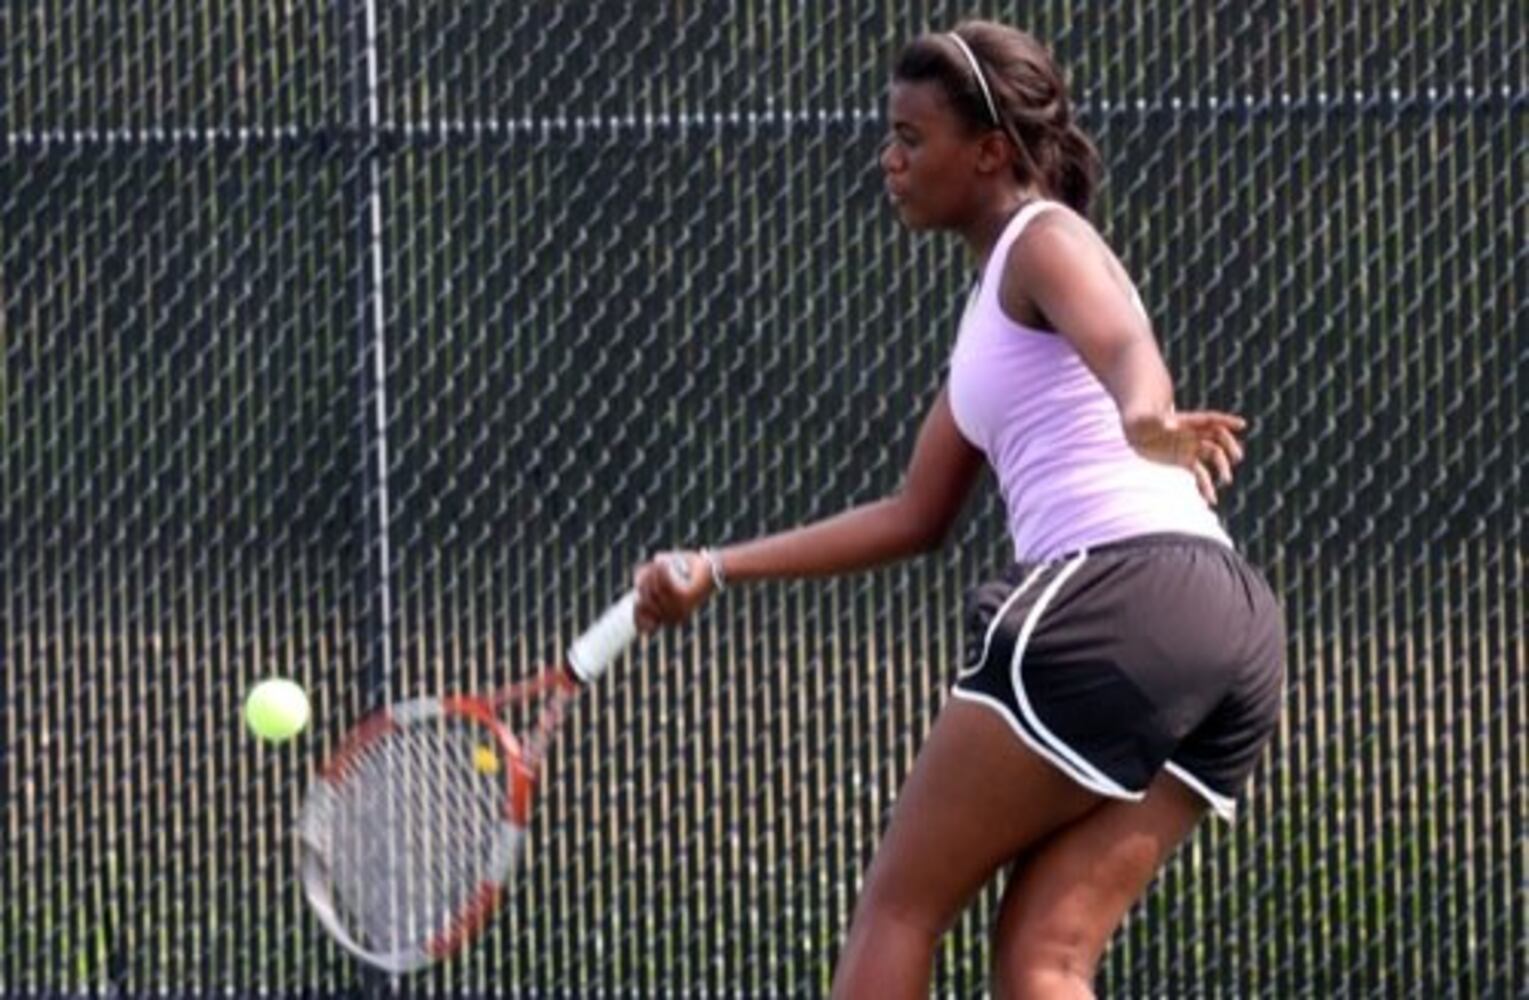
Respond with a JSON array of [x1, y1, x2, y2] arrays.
[[1008, 551, 1141, 799], [957, 562, 1051, 680], [949, 687, 1147, 804], [1163, 761, 1238, 822]]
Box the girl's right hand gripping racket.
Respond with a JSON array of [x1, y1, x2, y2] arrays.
[[297, 567, 682, 974]]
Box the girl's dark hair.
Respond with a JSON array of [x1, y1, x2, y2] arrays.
[[893, 20, 1100, 215]]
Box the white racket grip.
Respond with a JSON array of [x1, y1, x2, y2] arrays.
[[565, 592, 640, 683], [565, 557, 690, 684]]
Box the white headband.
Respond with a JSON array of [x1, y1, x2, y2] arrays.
[[946, 33, 1000, 125]]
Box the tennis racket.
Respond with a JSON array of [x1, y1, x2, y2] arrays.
[[296, 564, 684, 973]]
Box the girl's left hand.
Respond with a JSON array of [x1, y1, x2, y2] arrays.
[[1123, 409, 1247, 506]]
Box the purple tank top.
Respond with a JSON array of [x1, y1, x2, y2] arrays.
[[948, 201, 1232, 562]]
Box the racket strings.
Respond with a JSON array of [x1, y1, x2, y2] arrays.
[[323, 719, 508, 954]]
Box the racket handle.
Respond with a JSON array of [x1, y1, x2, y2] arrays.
[[566, 592, 639, 683], [566, 557, 691, 684]]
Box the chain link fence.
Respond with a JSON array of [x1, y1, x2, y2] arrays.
[[3, 2, 1524, 996]]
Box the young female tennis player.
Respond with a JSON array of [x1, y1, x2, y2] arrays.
[[634, 20, 1284, 998]]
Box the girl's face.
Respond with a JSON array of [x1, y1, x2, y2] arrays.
[[880, 79, 984, 230]]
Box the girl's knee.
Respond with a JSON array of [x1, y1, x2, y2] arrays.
[[991, 938, 1097, 1000]]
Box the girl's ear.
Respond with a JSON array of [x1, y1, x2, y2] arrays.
[[974, 130, 1014, 176]]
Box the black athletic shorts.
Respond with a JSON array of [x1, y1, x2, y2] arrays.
[[952, 532, 1285, 820]]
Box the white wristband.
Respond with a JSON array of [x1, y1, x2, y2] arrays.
[[699, 548, 727, 593]]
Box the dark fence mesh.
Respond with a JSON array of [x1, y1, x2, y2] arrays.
[[3, 2, 1524, 996]]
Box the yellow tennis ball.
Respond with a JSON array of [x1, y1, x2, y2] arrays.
[[244, 678, 310, 742], [473, 745, 500, 775]]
